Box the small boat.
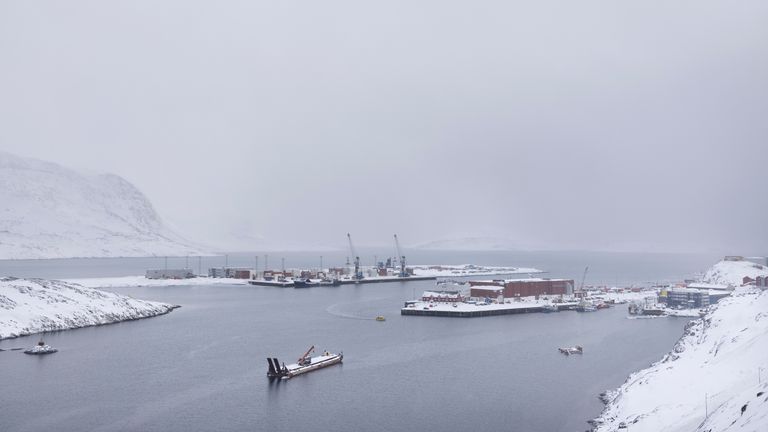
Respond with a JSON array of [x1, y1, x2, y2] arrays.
[[559, 345, 583, 355], [293, 278, 315, 288], [375, 316, 386, 321], [24, 339, 58, 355], [318, 278, 341, 287], [576, 300, 598, 312], [541, 304, 559, 313], [267, 345, 343, 380]]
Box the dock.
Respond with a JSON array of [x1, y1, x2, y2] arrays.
[[247, 279, 295, 287], [401, 301, 579, 317], [249, 275, 436, 287]]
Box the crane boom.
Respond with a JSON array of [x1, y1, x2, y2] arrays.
[[298, 345, 315, 365], [393, 234, 408, 277], [347, 233, 362, 280], [579, 266, 589, 293]]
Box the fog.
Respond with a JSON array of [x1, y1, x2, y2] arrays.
[[1, 1, 766, 253]]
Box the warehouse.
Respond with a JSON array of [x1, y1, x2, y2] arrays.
[[469, 278, 574, 298]]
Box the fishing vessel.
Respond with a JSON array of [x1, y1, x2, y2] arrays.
[[267, 345, 343, 379], [24, 339, 58, 355], [575, 299, 598, 312]]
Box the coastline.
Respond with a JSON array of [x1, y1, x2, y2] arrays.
[[0, 277, 180, 340]]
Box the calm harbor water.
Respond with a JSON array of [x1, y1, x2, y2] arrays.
[[0, 251, 712, 432]]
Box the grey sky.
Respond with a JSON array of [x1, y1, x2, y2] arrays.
[[1, 1, 766, 253]]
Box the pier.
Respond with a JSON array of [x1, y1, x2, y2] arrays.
[[401, 301, 579, 317], [248, 275, 436, 287]]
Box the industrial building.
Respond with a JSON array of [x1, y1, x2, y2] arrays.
[[208, 267, 255, 279], [469, 278, 574, 298], [662, 288, 710, 308]]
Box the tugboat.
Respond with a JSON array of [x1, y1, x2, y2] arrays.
[[267, 345, 343, 380], [24, 339, 58, 355]]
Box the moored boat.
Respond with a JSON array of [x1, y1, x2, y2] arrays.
[[541, 304, 559, 313]]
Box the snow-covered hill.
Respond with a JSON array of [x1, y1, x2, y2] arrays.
[[592, 264, 768, 432], [702, 259, 768, 286], [0, 151, 206, 259], [0, 277, 177, 339]]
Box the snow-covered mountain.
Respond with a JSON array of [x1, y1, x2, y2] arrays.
[[0, 277, 177, 339], [592, 263, 768, 432], [413, 237, 527, 251], [0, 151, 206, 259]]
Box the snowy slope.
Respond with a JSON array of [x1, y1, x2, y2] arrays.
[[702, 260, 768, 287], [0, 277, 177, 339], [0, 151, 206, 259], [592, 287, 768, 432]]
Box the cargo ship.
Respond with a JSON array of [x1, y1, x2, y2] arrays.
[[267, 345, 343, 379]]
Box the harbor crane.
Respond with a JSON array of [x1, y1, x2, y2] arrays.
[[578, 266, 589, 296], [393, 234, 409, 278], [347, 233, 363, 280], [297, 345, 315, 366]]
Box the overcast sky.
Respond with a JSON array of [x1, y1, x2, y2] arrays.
[[1, 1, 766, 253]]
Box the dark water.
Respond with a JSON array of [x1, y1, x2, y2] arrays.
[[0, 252, 705, 432]]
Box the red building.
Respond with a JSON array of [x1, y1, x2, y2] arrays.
[[469, 278, 574, 298]]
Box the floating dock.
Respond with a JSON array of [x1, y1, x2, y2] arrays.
[[401, 301, 580, 317]]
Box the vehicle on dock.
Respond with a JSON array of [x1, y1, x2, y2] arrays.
[[558, 345, 583, 355], [267, 345, 343, 380]]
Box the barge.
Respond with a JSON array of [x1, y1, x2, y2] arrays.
[[267, 346, 343, 380]]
